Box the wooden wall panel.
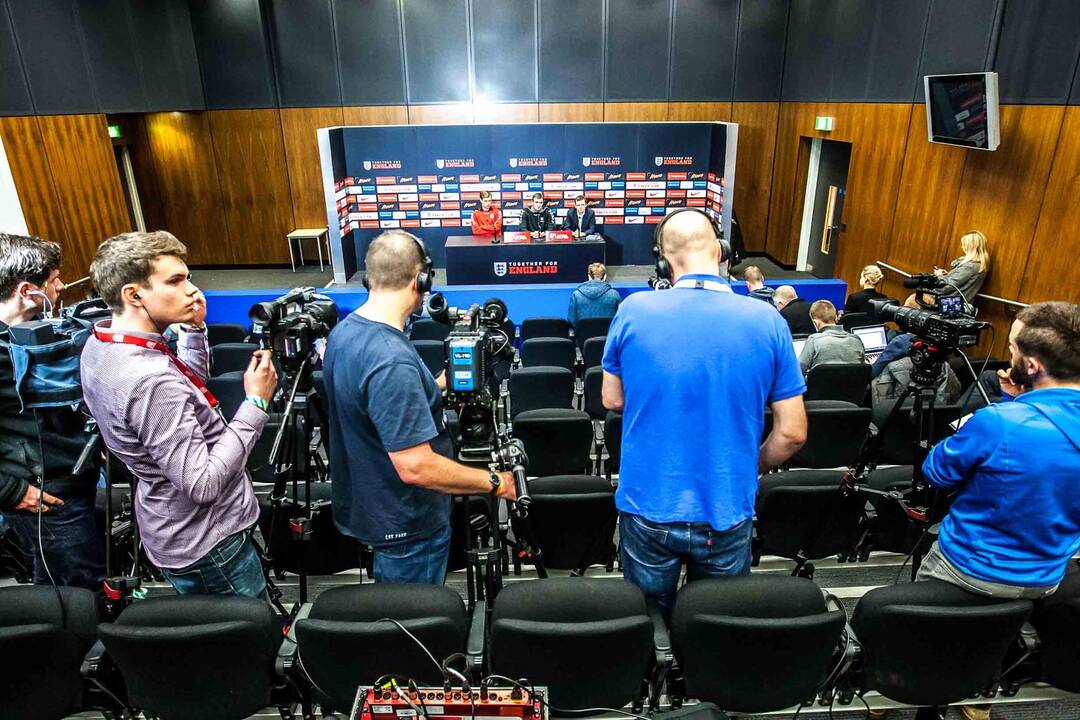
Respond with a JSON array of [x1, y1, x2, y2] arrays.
[[886, 104, 968, 274], [1018, 106, 1080, 305], [207, 109, 296, 265], [341, 106, 409, 126], [539, 104, 604, 122], [408, 104, 474, 125], [766, 103, 913, 289], [730, 102, 779, 252], [949, 105, 1066, 299], [667, 102, 732, 121], [280, 107, 344, 229], [143, 111, 231, 264], [604, 102, 668, 121], [0, 116, 67, 247], [37, 114, 130, 274], [475, 103, 539, 123]]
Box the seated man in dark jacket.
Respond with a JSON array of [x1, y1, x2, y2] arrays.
[[0, 233, 104, 590], [521, 192, 555, 235], [568, 263, 621, 325], [773, 285, 816, 335], [563, 196, 597, 237]]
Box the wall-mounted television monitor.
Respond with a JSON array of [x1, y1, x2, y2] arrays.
[[924, 72, 1000, 151]]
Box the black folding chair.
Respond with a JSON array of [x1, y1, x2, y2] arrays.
[[521, 337, 575, 371], [509, 366, 575, 417]]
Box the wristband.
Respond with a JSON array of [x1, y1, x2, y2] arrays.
[[246, 395, 268, 412]]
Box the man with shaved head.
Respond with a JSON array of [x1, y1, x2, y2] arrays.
[[323, 231, 516, 585], [601, 209, 807, 618]]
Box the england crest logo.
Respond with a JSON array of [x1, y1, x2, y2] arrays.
[[436, 159, 445, 169], [654, 156, 664, 167], [493, 262, 507, 277], [582, 157, 591, 167], [363, 160, 372, 171], [509, 158, 518, 168]]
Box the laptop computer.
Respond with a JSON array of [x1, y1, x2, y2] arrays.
[[853, 324, 889, 364], [792, 338, 807, 358]]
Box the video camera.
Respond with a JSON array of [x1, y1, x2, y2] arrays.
[[427, 293, 514, 460], [249, 288, 338, 377]]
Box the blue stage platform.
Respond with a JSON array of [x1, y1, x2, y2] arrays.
[[203, 278, 847, 328]]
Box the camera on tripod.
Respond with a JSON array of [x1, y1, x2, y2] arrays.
[[427, 292, 515, 461], [249, 288, 338, 377], [870, 273, 987, 350]]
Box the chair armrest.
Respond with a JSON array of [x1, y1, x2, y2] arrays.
[[81, 639, 110, 679], [467, 600, 487, 677], [276, 602, 313, 676]]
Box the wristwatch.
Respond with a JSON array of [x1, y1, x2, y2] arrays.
[[488, 469, 502, 496]]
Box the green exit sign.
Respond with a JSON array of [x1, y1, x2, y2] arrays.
[[108, 124, 121, 139], [815, 116, 834, 132]]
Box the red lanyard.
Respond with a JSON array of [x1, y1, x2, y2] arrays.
[[93, 326, 220, 410]]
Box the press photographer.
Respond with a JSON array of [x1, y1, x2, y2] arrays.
[[917, 301, 1080, 599], [0, 233, 104, 589], [323, 230, 516, 586], [80, 231, 277, 599]]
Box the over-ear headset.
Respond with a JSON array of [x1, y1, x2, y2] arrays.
[[652, 207, 731, 282], [363, 231, 435, 293]]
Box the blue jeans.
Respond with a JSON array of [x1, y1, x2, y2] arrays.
[[161, 529, 268, 600], [372, 523, 451, 585], [619, 511, 752, 620], [6, 489, 105, 591]]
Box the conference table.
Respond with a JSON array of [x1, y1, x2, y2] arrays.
[[445, 231, 606, 285]]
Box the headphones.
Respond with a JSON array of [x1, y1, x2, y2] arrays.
[[363, 231, 435, 293], [652, 207, 732, 282]]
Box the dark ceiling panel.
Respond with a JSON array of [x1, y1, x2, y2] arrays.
[[670, 0, 737, 101], [996, 0, 1080, 103], [0, 0, 33, 115], [130, 0, 205, 111], [402, 0, 470, 103], [915, 0, 995, 102], [471, 0, 537, 103], [77, 0, 145, 113], [334, 0, 406, 106], [7, 0, 99, 114], [267, 0, 340, 107], [781, 0, 838, 101], [830, 0, 930, 102], [734, 0, 789, 101], [189, 0, 278, 109], [538, 0, 603, 102], [606, 0, 672, 101]]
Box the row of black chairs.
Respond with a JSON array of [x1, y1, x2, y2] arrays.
[[6, 569, 1079, 719]]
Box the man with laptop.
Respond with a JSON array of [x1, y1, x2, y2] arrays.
[[799, 300, 866, 373]]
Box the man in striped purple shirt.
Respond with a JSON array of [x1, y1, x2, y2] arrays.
[[80, 231, 277, 598]]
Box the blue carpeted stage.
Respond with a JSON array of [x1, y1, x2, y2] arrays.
[[203, 278, 847, 328]]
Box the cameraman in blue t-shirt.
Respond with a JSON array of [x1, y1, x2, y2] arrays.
[[602, 209, 807, 618], [323, 231, 517, 585], [918, 301, 1080, 599]]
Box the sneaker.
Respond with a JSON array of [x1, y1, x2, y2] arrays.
[[958, 705, 991, 720]]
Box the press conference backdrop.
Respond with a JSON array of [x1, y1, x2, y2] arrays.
[[319, 122, 737, 282]]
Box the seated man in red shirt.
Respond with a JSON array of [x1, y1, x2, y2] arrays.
[[471, 190, 502, 236]]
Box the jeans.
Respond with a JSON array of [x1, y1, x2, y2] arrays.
[[161, 529, 268, 600], [6, 489, 105, 591], [916, 542, 1058, 600], [619, 511, 753, 620], [371, 523, 451, 585]]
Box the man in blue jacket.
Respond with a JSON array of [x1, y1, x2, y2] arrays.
[[567, 263, 620, 325], [918, 301, 1080, 599]]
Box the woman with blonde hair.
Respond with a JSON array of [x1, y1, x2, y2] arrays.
[[843, 263, 888, 319], [935, 231, 990, 302]]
